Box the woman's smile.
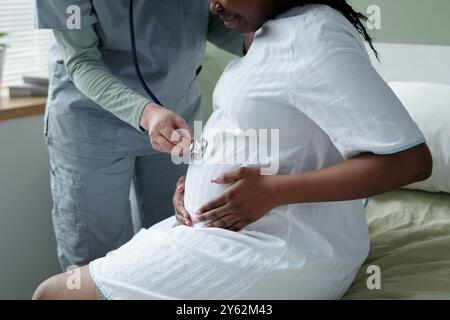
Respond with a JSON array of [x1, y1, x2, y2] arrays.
[[209, 0, 293, 33], [212, 1, 244, 31], [219, 13, 240, 29]]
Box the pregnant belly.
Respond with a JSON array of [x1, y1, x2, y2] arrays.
[[184, 163, 240, 228], [183, 110, 252, 227]]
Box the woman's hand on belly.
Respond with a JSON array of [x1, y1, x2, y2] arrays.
[[195, 167, 281, 231], [173, 176, 192, 227]]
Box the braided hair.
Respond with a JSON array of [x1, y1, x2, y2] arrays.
[[298, 0, 379, 59]]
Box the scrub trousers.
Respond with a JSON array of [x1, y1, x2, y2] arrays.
[[48, 146, 187, 271]]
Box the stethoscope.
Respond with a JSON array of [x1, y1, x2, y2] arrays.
[[129, 0, 208, 159]]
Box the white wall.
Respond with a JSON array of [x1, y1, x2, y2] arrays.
[[367, 43, 450, 85], [0, 115, 59, 300]]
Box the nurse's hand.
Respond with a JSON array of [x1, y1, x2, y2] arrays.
[[173, 176, 192, 227], [195, 167, 281, 231], [140, 103, 192, 154]]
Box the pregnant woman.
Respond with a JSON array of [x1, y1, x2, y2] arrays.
[[34, 0, 432, 300]]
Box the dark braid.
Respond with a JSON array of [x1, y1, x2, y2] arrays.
[[298, 0, 379, 59]]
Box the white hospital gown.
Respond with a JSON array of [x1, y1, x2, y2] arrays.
[[89, 5, 425, 300]]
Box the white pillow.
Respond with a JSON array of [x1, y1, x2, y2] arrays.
[[388, 81, 450, 194]]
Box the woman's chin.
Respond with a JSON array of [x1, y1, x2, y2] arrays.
[[223, 20, 243, 33]]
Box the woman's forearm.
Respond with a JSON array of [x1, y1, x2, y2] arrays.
[[53, 27, 152, 131], [272, 143, 432, 206]]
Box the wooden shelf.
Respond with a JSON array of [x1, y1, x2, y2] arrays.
[[0, 88, 46, 121]]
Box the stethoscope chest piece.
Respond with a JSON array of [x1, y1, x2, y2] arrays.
[[190, 138, 208, 160]]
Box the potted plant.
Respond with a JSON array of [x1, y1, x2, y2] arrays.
[[0, 32, 7, 87]]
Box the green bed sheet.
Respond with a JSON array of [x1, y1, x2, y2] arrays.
[[344, 190, 450, 300]]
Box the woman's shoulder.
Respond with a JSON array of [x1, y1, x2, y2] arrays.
[[278, 4, 356, 32], [280, 4, 368, 63]]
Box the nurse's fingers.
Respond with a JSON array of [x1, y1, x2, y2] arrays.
[[160, 127, 191, 154], [160, 116, 192, 144], [152, 133, 177, 153], [160, 126, 180, 145], [174, 117, 193, 141], [149, 135, 163, 151], [173, 118, 193, 153]]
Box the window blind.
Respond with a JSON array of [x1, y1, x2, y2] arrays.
[[0, 0, 54, 86]]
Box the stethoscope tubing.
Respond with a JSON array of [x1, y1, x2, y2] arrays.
[[129, 0, 163, 106], [129, 0, 208, 158]]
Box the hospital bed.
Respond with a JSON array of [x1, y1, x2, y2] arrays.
[[343, 189, 450, 299], [199, 42, 450, 300]]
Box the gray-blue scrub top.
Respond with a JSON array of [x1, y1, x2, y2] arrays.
[[35, 0, 243, 157]]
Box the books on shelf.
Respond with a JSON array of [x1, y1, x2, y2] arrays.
[[8, 74, 49, 97], [22, 74, 49, 87], [9, 84, 48, 97]]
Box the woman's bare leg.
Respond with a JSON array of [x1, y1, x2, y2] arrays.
[[32, 265, 97, 300]]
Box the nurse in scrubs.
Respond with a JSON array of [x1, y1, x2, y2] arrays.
[[34, 0, 433, 300], [35, 0, 247, 270]]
